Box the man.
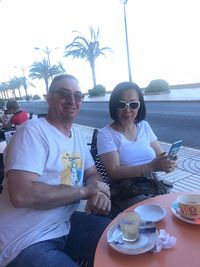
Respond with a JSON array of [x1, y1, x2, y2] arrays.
[[0, 74, 111, 267], [0, 100, 28, 129]]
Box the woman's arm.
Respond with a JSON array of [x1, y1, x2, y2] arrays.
[[150, 140, 165, 156], [100, 149, 177, 181], [100, 151, 143, 180]]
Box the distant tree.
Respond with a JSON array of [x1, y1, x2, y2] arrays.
[[20, 76, 28, 98], [88, 84, 106, 96], [64, 27, 112, 88], [29, 58, 65, 94], [8, 77, 22, 98], [7, 78, 17, 99], [145, 79, 170, 94], [24, 94, 31, 102], [0, 82, 8, 99], [32, 94, 41, 100], [57, 61, 66, 74]]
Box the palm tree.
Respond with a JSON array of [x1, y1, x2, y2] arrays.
[[29, 58, 65, 94], [64, 27, 112, 88], [57, 61, 66, 74], [8, 77, 22, 98], [20, 76, 28, 99], [0, 82, 8, 99]]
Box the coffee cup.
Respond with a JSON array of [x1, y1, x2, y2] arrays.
[[117, 211, 140, 242], [177, 194, 200, 220]]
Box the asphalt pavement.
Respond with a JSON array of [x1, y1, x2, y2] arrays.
[[76, 87, 200, 192]]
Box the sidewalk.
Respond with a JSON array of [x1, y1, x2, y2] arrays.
[[74, 124, 200, 193]]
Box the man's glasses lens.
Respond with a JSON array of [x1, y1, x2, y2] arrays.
[[118, 101, 140, 110], [55, 90, 84, 101], [73, 92, 84, 101]]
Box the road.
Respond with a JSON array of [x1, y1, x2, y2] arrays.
[[20, 101, 200, 149]]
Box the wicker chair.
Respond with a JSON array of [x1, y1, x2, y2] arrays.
[[89, 129, 125, 218], [37, 113, 47, 118], [90, 129, 110, 185], [89, 128, 155, 219], [0, 154, 4, 193], [29, 112, 33, 119]]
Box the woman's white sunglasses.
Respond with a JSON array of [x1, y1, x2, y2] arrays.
[[118, 100, 140, 110]]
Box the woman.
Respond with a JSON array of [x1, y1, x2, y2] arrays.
[[97, 82, 177, 217]]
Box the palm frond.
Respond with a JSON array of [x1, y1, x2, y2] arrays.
[[64, 27, 113, 87]]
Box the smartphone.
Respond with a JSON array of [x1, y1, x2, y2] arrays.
[[168, 140, 183, 159]]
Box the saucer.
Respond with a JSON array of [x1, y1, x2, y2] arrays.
[[171, 201, 200, 225], [134, 204, 166, 222], [107, 222, 157, 255]]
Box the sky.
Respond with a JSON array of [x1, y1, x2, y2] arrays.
[[0, 0, 200, 96]]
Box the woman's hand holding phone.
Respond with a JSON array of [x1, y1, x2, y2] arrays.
[[168, 140, 183, 160]]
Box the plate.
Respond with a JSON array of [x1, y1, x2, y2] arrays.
[[107, 222, 157, 255], [134, 204, 166, 222], [171, 201, 200, 225]]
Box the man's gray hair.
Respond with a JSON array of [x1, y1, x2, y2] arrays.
[[48, 74, 79, 94]]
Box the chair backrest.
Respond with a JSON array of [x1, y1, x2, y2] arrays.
[[0, 153, 4, 193], [37, 113, 47, 118], [90, 128, 110, 185], [4, 130, 16, 144], [90, 128, 98, 150], [29, 112, 33, 119]]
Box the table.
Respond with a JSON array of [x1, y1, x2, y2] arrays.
[[94, 192, 200, 267]]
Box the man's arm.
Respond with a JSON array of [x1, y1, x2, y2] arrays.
[[7, 170, 88, 210], [82, 165, 111, 214], [7, 167, 111, 214]]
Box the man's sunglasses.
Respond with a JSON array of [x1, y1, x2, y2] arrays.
[[54, 89, 85, 102], [118, 100, 140, 110]]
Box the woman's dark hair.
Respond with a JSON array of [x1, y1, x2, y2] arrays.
[[109, 81, 146, 123]]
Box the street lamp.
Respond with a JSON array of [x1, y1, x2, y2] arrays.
[[34, 46, 59, 80], [120, 0, 132, 82], [34, 46, 58, 69], [14, 65, 26, 76]]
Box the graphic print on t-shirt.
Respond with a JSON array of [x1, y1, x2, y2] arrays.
[[60, 152, 83, 186]]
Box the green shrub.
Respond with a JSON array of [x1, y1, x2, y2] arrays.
[[145, 79, 170, 94], [32, 94, 41, 100], [88, 84, 106, 96], [24, 94, 31, 102]]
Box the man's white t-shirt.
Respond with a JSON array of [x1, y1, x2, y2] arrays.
[[97, 120, 157, 166], [0, 118, 94, 267]]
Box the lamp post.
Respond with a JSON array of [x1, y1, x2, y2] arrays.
[[120, 0, 132, 82], [34, 46, 58, 69], [14, 65, 28, 99], [34, 46, 58, 80], [14, 65, 26, 76]]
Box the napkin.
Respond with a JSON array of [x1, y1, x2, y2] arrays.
[[152, 229, 176, 253]]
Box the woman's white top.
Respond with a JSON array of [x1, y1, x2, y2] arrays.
[[97, 120, 157, 166]]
